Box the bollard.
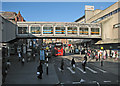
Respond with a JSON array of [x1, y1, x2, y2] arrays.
[[101, 60, 103, 66], [46, 57, 48, 75]]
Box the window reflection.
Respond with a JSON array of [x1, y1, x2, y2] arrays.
[[43, 27, 53, 34], [55, 27, 65, 34], [18, 27, 28, 34], [31, 27, 40, 34], [67, 27, 77, 34], [79, 28, 88, 35], [91, 28, 99, 35]]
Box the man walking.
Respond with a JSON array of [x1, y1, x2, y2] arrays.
[[82, 55, 87, 71], [61, 59, 64, 71], [37, 62, 43, 79], [71, 58, 75, 70]]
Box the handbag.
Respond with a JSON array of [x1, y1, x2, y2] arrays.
[[37, 72, 40, 75], [73, 64, 75, 68]]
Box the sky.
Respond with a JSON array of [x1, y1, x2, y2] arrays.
[[2, 2, 115, 22]]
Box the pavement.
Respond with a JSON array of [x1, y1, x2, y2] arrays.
[[2, 54, 59, 85]]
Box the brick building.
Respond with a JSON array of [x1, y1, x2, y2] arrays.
[[1, 11, 25, 23]]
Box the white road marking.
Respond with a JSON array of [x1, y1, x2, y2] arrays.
[[104, 81, 111, 83], [96, 67, 107, 73], [73, 79, 85, 84], [77, 67, 86, 73], [93, 81, 100, 86], [67, 67, 75, 74], [86, 67, 97, 73], [58, 67, 61, 71], [80, 79, 85, 83], [72, 82, 81, 84]]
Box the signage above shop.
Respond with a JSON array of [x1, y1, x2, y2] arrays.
[[85, 5, 94, 11]]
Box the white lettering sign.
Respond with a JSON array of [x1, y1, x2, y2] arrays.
[[85, 5, 94, 11]]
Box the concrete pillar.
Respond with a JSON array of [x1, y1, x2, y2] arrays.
[[29, 25, 31, 34], [77, 27, 79, 36], [41, 26, 43, 36], [53, 26, 55, 36], [88, 26, 91, 37], [99, 27, 102, 36], [65, 26, 67, 36]]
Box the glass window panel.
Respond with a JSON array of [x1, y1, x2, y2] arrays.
[[91, 28, 99, 35], [18, 27, 28, 34], [55, 27, 65, 34], [31, 27, 40, 34], [79, 28, 88, 35], [43, 27, 53, 34], [67, 27, 77, 34]]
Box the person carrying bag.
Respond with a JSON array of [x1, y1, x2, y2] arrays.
[[37, 62, 43, 79]]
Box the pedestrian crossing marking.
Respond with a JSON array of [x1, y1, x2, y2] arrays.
[[80, 79, 85, 83], [72, 82, 81, 84], [104, 81, 111, 83], [77, 67, 86, 73], [95, 68, 107, 73], [86, 67, 97, 73], [67, 67, 75, 74]]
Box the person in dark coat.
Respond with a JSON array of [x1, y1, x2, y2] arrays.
[[61, 59, 64, 71], [82, 60, 86, 71], [84, 55, 87, 62], [71, 58, 75, 67], [37, 62, 43, 79], [21, 57, 25, 66]]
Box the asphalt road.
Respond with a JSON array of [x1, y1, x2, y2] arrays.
[[2, 53, 120, 86], [52, 53, 120, 85]]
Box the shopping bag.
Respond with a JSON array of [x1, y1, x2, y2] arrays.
[[37, 72, 40, 75]]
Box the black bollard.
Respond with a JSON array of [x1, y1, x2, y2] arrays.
[[46, 57, 48, 75], [101, 60, 103, 66]]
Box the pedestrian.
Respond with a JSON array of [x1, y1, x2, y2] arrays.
[[37, 62, 43, 79], [61, 59, 64, 71], [33, 53, 36, 61], [84, 55, 87, 62], [82, 59, 86, 71], [71, 58, 75, 70], [21, 57, 25, 65], [18, 52, 21, 61], [106, 51, 108, 59], [6, 59, 11, 69]]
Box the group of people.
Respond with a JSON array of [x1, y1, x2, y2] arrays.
[[87, 49, 118, 61], [18, 52, 25, 65], [18, 51, 37, 65], [60, 55, 87, 72]]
